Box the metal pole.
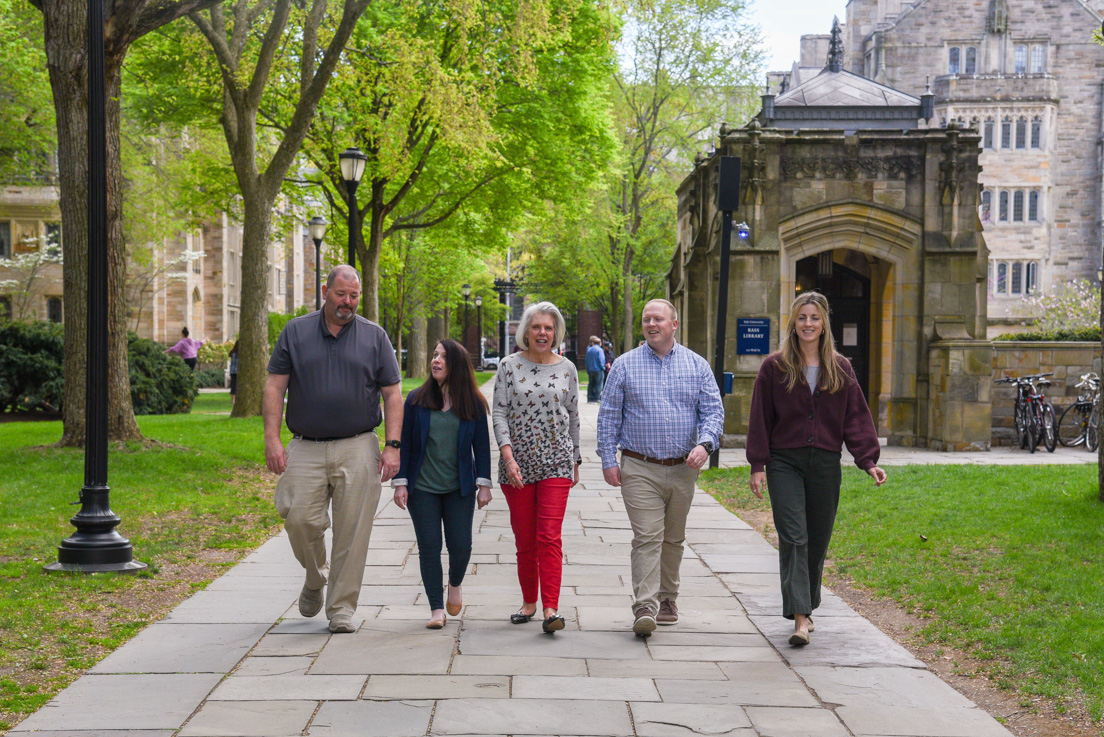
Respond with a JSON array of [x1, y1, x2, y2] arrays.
[[498, 286, 507, 356], [709, 210, 734, 470], [346, 183, 358, 268], [477, 303, 483, 364], [47, 0, 144, 573], [313, 238, 322, 311]]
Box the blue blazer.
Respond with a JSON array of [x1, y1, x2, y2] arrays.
[[393, 393, 492, 496]]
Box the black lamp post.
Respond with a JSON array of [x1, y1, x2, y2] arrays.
[[308, 217, 328, 311], [46, 0, 145, 573], [462, 283, 471, 359], [474, 295, 483, 367], [338, 147, 367, 268]]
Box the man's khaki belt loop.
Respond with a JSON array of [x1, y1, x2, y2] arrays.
[[620, 449, 686, 466]]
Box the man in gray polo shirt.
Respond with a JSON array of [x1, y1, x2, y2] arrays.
[[264, 265, 403, 633]]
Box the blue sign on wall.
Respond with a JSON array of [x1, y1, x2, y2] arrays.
[[737, 318, 770, 355]]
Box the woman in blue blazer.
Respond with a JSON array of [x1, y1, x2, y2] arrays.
[[392, 339, 492, 629]]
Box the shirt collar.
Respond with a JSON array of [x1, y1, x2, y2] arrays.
[[643, 341, 679, 361], [318, 309, 354, 340]]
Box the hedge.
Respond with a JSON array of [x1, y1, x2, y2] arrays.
[[994, 327, 1101, 342]]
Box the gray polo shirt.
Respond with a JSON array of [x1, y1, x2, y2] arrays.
[[268, 311, 401, 439]]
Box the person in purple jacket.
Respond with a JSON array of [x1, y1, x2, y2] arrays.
[[747, 291, 886, 647], [164, 327, 204, 370]]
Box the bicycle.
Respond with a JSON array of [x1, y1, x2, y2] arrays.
[[1057, 372, 1100, 451], [995, 373, 1057, 452]]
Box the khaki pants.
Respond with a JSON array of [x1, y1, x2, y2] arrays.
[[275, 434, 381, 620], [620, 455, 699, 613]]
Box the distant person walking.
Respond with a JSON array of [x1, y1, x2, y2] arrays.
[[164, 327, 203, 370], [392, 339, 493, 630], [585, 335, 606, 403], [228, 341, 239, 404], [747, 291, 886, 647], [597, 299, 724, 638], [493, 301, 580, 635], [263, 265, 403, 634]]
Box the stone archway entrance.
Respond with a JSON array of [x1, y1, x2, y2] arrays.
[[795, 254, 871, 400]]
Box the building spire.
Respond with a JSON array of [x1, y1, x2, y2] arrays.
[[987, 0, 1009, 34], [827, 17, 844, 72]]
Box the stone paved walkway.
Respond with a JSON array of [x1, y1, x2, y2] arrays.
[[18, 384, 1076, 736]]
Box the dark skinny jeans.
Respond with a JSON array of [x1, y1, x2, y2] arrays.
[[765, 447, 842, 619], [407, 487, 476, 611]]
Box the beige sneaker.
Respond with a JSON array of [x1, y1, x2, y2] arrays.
[[632, 606, 657, 638], [299, 583, 323, 618], [328, 614, 356, 634], [657, 599, 679, 625]]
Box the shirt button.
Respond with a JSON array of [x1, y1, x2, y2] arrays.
[[808, 413, 814, 420], [807, 437, 814, 444]]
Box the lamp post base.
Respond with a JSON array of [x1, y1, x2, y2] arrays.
[[45, 531, 147, 573]]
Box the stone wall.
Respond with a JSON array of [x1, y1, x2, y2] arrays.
[[990, 341, 1102, 445]]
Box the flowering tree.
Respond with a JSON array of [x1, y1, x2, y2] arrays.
[[0, 246, 62, 321], [1021, 279, 1100, 333]]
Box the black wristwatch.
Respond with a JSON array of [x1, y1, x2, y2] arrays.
[[385, 440, 401, 449], [700, 440, 715, 454]]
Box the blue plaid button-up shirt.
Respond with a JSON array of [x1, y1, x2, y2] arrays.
[[596, 342, 724, 469]]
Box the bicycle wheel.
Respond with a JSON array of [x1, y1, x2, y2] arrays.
[[1014, 400, 1029, 449], [1026, 403, 1039, 453], [1058, 402, 1090, 447], [1041, 402, 1058, 452], [1088, 408, 1099, 452]]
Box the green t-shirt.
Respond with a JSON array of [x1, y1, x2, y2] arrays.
[[415, 409, 462, 494]]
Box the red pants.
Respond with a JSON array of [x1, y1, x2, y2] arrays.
[[502, 477, 571, 610]]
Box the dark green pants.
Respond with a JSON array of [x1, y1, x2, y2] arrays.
[[765, 447, 842, 619]]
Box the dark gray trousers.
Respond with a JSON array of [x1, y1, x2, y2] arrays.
[[765, 447, 842, 619]]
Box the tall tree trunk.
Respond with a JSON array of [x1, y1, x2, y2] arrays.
[[359, 180, 388, 322], [43, 1, 141, 446], [621, 245, 635, 354], [426, 311, 445, 375], [408, 310, 428, 380], [230, 194, 275, 418]]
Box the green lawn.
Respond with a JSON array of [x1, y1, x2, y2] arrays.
[[699, 464, 1104, 723]]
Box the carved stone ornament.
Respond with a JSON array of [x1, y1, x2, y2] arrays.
[[987, 0, 1009, 34], [780, 155, 922, 180]]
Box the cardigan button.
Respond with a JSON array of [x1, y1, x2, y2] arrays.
[[808, 413, 814, 419], [807, 437, 814, 444]]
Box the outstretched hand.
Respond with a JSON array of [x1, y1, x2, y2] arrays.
[[867, 466, 887, 486]]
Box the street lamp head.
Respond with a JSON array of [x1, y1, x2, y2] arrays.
[[308, 216, 329, 242], [475, 295, 483, 307], [736, 222, 751, 240], [338, 147, 368, 184], [462, 283, 471, 299]]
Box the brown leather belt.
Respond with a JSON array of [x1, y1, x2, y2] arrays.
[[621, 449, 686, 466]]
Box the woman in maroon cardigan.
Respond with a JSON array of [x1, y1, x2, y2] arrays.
[[747, 291, 886, 647]]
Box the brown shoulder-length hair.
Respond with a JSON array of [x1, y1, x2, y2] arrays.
[[410, 339, 489, 420], [775, 291, 849, 394]]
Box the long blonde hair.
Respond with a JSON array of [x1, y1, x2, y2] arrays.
[[776, 291, 848, 393]]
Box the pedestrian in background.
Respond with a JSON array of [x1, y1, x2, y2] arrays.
[[585, 335, 606, 403], [392, 339, 493, 630], [165, 327, 204, 370], [493, 301, 580, 635], [228, 341, 239, 405], [597, 299, 723, 638], [747, 291, 886, 647]]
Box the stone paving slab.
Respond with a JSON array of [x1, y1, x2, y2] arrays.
[[630, 702, 755, 737], [429, 699, 634, 736], [450, 655, 587, 676], [584, 659, 727, 680], [835, 705, 1014, 736], [796, 666, 977, 709], [178, 700, 317, 737], [655, 677, 818, 707], [362, 675, 509, 700], [744, 706, 851, 737], [747, 614, 925, 668], [89, 623, 269, 674], [250, 632, 329, 656], [207, 673, 367, 701], [308, 700, 434, 736], [512, 675, 661, 701]]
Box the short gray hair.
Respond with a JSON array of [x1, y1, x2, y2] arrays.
[[326, 265, 361, 290], [515, 301, 566, 351]]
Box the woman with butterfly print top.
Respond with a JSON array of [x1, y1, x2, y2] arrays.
[[492, 302, 581, 634]]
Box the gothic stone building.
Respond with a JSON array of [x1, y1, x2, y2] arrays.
[[670, 34, 994, 450], [781, 0, 1104, 332]]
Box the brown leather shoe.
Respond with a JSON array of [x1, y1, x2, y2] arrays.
[[657, 599, 679, 625], [632, 606, 657, 637]]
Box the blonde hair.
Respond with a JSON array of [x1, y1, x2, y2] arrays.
[[515, 301, 566, 351], [776, 291, 848, 393], [644, 298, 678, 321]]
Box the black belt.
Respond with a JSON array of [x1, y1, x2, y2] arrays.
[[621, 449, 686, 466], [292, 432, 366, 443]]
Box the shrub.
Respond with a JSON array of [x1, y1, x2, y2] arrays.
[[0, 321, 64, 413], [128, 334, 198, 415], [197, 340, 234, 372], [194, 367, 226, 388], [994, 327, 1101, 342], [1019, 279, 1100, 333], [268, 306, 310, 348]]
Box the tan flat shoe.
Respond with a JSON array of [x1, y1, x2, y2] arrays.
[[807, 616, 815, 633], [426, 614, 446, 629], [445, 585, 462, 616], [788, 629, 810, 646]]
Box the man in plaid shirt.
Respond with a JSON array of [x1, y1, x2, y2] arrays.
[[597, 299, 724, 637]]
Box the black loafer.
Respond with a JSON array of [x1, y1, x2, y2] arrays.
[[510, 611, 534, 624], [542, 614, 565, 634]]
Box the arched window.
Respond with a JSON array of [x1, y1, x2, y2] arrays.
[[1014, 45, 1027, 74], [47, 296, 62, 323], [1015, 117, 1027, 149], [1001, 117, 1012, 148], [999, 190, 1010, 221], [948, 47, 961, 75], [983, 118, 995, 149], [1011, 262, 1023, 294], [1030, 116, 1042, 148], [980, 190, 992, 222], [1028, 190, 1040, 221], [1030, 45, 1045, 73], [1026, 262, 1038, 293], [997, 262, 1008, 293], [1013, 191, 1025, 222], [965, 47, 977, 74]]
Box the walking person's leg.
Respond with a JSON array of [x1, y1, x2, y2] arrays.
[[407, 489, 447, 612], [533, 477, 571, 630], [620, 457, 666, 636], [503, 482, 540, 619], [803, 450, 842, 616], [765, 449, 814, 644], [441, 489, 476, 615], [326, 436, 382, 631], [274, 439, 331, 616], [657, 463, 698, 624]]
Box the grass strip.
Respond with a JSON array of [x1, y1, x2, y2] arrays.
[[700, 464, 1104, 723]]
